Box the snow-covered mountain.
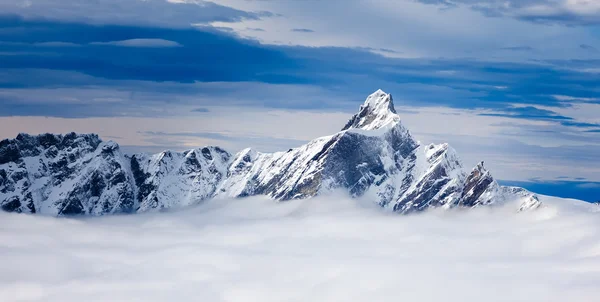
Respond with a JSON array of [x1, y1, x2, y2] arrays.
[[1, 90, 544, 216]]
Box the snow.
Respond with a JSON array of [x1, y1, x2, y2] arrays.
[[216, 134, 340, 199], [343, 89, 400, 131], [345, 119, 400, 137], [1, 193, 599, 302]]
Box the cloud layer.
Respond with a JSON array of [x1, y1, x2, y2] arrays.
[[0, 0, 272, 27], [1, 194, 600, 302], [416, 0, 600, 25]]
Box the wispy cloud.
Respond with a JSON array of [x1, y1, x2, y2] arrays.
[[90, 39, 182, 48], [480, 106, 573, 121], [580, 44, 599, 52], [415, 0, 600, 26], [291, 28, 314, 33], [138, 130, 308, 152], [0, 0, 275, 27], [552, 95, 599, 103], [500, 46, 534, 51], [140, 131, 236, 141]]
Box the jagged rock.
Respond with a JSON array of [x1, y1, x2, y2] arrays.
[[459, 161, 498, 207], [0, 133, 135, 215], [130, 147, 230, 212], [0, 90, 541, 216]]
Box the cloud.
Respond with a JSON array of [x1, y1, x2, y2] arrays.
[[0, 0, 274, 27], [0, 17, 598, 130], [559, 120, 600, 129], [1, 195, 600, 302], [500, 46, 534, 51], [479, 106, 598, 129], [580, 44, 599, 52], [480, 106, 573, 121], [378, 48, 401, 54], [414, 0, 600, 26], [138, 130, 308, 152], [0, 17, 292, 83], [291, 28, 315, 33], [209, 0, 600, 62], [140, 130, 236, 141], [191, 108, 210, 113], [552, 95, 599, 102], [479, 104, 600, 130], [90, 39, 183, 48], [33, 41, 81, 47]]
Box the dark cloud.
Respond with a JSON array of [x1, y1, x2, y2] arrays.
[[191, 108, 210, 113], [580, 44, 599, 52], [500, 46, 534, 51], [480, 106, 572, 121], [0, 15, 292, 83], [560, 120, 600, 129], [481, 106, 600, 130], [90, 39, 183, 48], [378, 48, 400, 53], [291, 28, 315, 33], [0, 0, 274, 27]]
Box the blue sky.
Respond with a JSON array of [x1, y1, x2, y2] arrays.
[[0, 0, 599, 202]]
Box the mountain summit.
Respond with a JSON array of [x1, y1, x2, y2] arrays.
[[342, 89, 399, 131], [0, 90, 541, 216]]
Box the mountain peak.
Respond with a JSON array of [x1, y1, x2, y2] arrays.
[[473, 161, 489, 175], [341, 89, 399, 131]]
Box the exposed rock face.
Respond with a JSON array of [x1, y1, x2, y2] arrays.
[[460, 161, 498, 207], [0, 90, 541, 216]]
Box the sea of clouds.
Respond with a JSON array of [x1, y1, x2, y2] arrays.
[[1, 194, 600, 302]]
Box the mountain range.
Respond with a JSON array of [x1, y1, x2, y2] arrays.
[[0, 90, 545, 216]]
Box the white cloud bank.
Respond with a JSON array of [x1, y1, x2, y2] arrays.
[[1, 194, 599, 302]]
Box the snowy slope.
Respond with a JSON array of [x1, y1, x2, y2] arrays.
[[0, 133, 135, 215], [0, 90, 567, 216], [130, 147, 230, 212]]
